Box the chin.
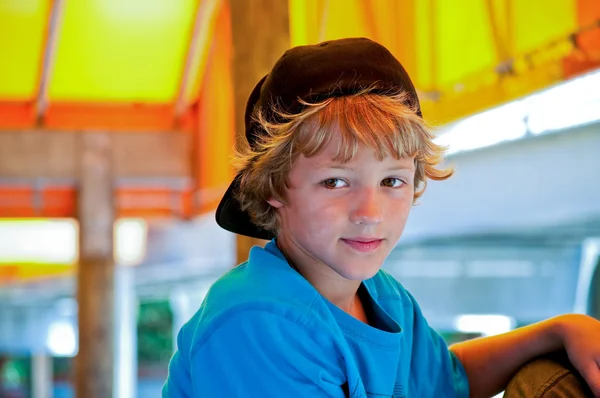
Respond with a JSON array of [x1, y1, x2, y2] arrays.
[[339, 261, 383, 281]]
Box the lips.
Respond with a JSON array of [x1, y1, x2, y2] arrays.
[[341, 238, 384, 252]]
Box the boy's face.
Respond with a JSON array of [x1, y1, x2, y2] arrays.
[[268, 129, 416, 282]]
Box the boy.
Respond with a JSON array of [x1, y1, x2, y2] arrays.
[[164, 38, 600, 397]]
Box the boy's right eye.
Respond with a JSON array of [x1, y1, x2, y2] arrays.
[[322, 178, 347, 189]]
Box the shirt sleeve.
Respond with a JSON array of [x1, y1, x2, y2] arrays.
[[188, 308, 348, 398], [163, 321, 194, 398], [404, 290, 470, 398]]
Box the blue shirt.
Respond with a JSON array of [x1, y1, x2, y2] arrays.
[[163, 240, 469, 397]]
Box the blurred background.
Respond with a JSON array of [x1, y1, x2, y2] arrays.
[[0, 0, 599, 397]]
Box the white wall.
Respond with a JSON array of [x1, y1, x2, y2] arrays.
[[403, 123, 600, 243]]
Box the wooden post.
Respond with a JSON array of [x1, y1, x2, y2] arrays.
[[229, 0, 290, 263], [75, 132, 115, 397]]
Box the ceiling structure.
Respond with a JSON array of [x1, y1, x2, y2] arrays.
[[2, 0, 598, 129]]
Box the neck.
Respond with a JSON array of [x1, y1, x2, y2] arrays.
[[275, 237, 362, 314]]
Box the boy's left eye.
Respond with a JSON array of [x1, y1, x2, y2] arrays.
[[381, 178, 404, 188]]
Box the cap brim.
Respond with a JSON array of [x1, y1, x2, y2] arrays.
[[215, 174, 275, 241]]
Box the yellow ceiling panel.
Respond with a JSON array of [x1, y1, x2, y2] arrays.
[[289, 0, 314, 47], [289, 0, 372, 45], [49, 0, 197, 102], [321, 0, 371, 41], [512, 0, 577, 56], [288, 0, 581, 98], [417, 0, 497, 90], [289, 0, 332, 46], [0, 0, 50, 99]]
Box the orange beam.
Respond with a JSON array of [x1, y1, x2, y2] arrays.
[[0, 185, 195, 219], [563, 0, 600, 78], [42, 186, 76, 217], [0, 186, 36, 217], [0, 101, 198, 132], [0, 185, 74, 218], [43, 102, 181, 132], [194, 0, 235, 215], [576, 0, 600, 43], [0, 102, 36, 129]]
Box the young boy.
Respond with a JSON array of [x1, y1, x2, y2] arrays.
[[163, 38, 600, 397]]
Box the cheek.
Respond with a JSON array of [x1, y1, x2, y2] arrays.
[[385, 197, 412, 220], [296, 201, 342, 237]]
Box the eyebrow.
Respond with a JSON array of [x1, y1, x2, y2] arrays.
[[318, 164, 414, 172]]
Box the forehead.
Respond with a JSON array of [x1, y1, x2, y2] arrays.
[[289, 97, 425, 170], [302, 131, 415, 169]]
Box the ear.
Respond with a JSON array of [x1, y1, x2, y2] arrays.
[[267, 198, 284, 209]]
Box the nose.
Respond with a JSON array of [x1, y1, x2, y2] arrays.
[[349, 188, 383, 226]]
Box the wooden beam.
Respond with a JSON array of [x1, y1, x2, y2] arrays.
[[0, 131, 190, 179], [0, 130, 195, 218], [229, 0, 291, 262]]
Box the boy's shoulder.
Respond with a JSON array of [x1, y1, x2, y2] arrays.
[[181, 242, 326, 344], [204, 254, 320, 322]]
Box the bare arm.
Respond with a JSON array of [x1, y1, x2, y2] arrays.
[[450, 316, 563, 398]]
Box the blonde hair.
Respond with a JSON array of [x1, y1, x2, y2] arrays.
[[233, 89, 453, 235]]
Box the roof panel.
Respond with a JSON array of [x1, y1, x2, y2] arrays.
[[513, 0, 577, 56], [0, 0, 50, 99], [322, 0, 370, 41], [435, 0, 497, 88], [289, 0, 328, 46], [49, 0, 197, 102]]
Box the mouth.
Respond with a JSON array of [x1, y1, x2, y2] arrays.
[[341, 238, 384, 252]]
